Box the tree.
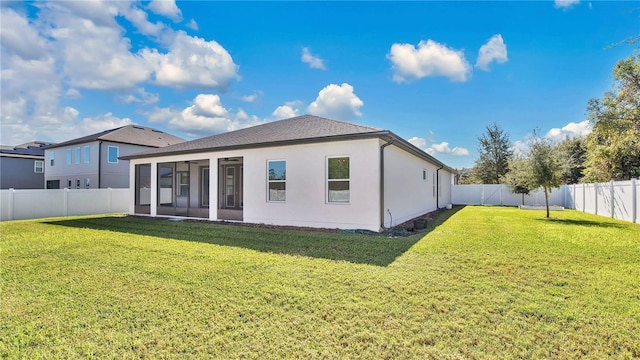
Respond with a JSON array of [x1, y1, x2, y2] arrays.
[[473, 123, 513, 184], [504, 157, 537, 205], [584, 55, 640, 181], [556, 136, 587, 184], [529, 135, 563, 218]]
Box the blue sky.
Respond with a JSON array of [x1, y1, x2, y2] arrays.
[[1, 1, 637, 168]]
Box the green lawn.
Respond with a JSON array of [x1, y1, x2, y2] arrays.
[[1, 207, 639, 359]]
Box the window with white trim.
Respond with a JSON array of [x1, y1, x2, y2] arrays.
[[34, 160, 44, 173], [267, 160, 286, 202], [75, 147, 80, 164], [84, 146, 90, 163], [327, 156, 350, 203], [108, 146, 119, 163], [49, 152, 54, 166], [432, 172, 436, 197], [66, 149, 72, 165]]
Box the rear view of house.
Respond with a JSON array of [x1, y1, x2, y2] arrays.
[[44, 126, 184, 189], [122, 115, 454, 232]]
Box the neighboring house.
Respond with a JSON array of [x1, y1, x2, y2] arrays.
[[122, 115, 455, 232], [0, 142, 54, 189], [44, 126, 184, 189]]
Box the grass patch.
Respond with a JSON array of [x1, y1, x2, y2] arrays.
[[1, 207, 639, 358]]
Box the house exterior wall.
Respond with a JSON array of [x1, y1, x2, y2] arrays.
[[129, 138, 382, 231], [243, 139, 381, 231], [0, 156, 45, 189], [45, 141, 157, 189], [383, 144, 437, 227]]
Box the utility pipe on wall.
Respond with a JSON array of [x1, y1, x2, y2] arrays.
[[379, 139, 394, 229]]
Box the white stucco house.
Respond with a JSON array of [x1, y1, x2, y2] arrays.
[[122, 115, 455, 232]]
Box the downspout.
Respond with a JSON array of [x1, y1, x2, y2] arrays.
[[436, 167, 443, 209], [98, 141, 102, 188], [380, 139, 394, 229]]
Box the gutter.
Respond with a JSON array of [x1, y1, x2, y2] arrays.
[[98, 141, 102, 188], [436, 167, 443, 208], [380, 138, 394, 229]]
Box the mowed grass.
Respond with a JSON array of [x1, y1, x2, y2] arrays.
[[1, 207, 639, 359]]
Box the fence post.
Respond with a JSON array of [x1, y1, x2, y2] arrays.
[[8, 188, 15, 221], [108, 187, 113, 213], [610, 180, 615, 219], [64, 188, 69, 216], [632, 178, 638, 224]]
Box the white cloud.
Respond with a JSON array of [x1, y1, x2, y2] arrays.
[[476, 34, 508, 71], [272, 105, 300, 120], [301, 47, 326, 70], [545, 120, 591, 143], [65, 88, 82, 99], [118, 88, 159, 105], [120, 4, 165, 36], [1, 1, 241, 144], [146, 94, 264, 138], [79, 113, 135, 134], [409, 137, 469, 156], [307, 83, 363, 120], [431, 141, 470, 156], [186, 19, 199, 31], [241, 90, 263, 103], [148, 0, 183, 22], [388, 39, 472, 83], [555, 0, 580, 9], [144, 31, 239, 90], [0, 8, 48, 60]]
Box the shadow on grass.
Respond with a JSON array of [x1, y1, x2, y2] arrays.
[[534, 217, 627, 229], [43, 207, 462, 267]]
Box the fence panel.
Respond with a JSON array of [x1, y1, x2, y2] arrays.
[[0, 188, 130, 221], [453, 180, 637, 224]]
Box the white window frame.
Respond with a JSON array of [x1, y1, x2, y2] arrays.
[[49, 152, 54, 166], [267, 160, 286, 202], [66, 149, 72, 165], [423, 169, 428, 182], [107, 146, 119, 164], [34, 160, 44, 173], [326, 156, 350, 204], [75, 147, 81, 164], [84, 146, 90, 164]]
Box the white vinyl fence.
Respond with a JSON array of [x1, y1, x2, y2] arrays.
[[452, 179, 639, 224], [0, 188, 129, 221]]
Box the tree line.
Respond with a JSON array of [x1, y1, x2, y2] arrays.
[[458, 55, 640, 217]]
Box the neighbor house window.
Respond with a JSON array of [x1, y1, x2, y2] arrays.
[[76, 179, 81, 189], [49, 152, 54, 166], [85, 178, 90, 188], [84, 146, 90, 163], [423, 169, 427, 181], [66, 149, 72, 165], [267, 160, 286, 202], [108, 146, 119, 163], [327, 156, 350, 203], [34, 160, 44, 173], [67, 179, 72, 188], [75, 147, 81, 164]]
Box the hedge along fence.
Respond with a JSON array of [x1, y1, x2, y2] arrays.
[[452, 179, 639, 224], [0, 188, 129, 221]]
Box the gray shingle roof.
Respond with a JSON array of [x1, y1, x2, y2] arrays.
[[121, 115, 455, 173], [122, 115, 384, 159], [45, 125, 184, 149]]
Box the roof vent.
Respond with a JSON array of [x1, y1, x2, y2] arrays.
[[152, 129, 164, 133], [133, 126, 145, 130]]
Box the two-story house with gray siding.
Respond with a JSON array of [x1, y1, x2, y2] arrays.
[[0, 142, 54, 189], [44, 126, 184, 189]]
